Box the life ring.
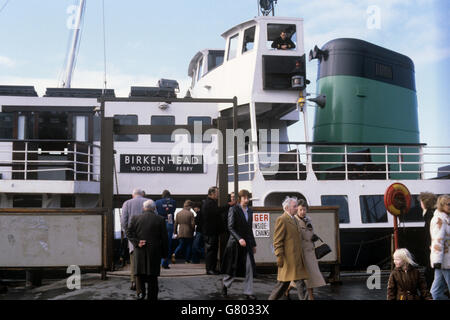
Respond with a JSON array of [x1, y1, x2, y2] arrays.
[[384, 183, 411, 216]]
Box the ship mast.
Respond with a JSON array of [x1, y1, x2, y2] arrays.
[[62, 0, 86, 88]]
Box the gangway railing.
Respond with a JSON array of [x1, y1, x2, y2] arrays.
[[0, 139, 101, 181], [227, 142, 450, 181]]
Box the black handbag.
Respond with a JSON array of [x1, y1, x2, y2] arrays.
[[314, 236, 332, 260]]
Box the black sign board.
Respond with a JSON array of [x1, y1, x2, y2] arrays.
[[120, 154, 204, 173]]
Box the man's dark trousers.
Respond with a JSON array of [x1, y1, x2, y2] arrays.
[[204, 235, 219, 272], [161, 222, 173, 268], [136, 275, 158, 300], [192, 232, 205, 263]]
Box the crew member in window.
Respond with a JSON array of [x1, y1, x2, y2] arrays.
[[271, 31, 296, 50]]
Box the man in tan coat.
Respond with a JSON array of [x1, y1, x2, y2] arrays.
[[172, 200, 196, 263], [268, 196, 309, 300]]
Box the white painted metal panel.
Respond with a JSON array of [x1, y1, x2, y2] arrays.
[[0, 142, 12, 180], [0, 180, 99, 194], [0, 214, 102, 267]]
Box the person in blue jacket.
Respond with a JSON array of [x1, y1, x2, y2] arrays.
[[156, 190, 177, 269]]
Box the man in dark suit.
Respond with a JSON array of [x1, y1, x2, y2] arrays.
[[221, 189, 257, 300], [127, 199, 168, 300], [202, 186, 234, 274]]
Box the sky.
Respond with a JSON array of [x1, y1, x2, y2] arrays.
[[0, 0, 449, 150]]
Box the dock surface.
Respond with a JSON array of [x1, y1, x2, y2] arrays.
[[0, 263, 392, 300]]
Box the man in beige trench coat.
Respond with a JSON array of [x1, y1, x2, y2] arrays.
[[268, 196, 309, 300]]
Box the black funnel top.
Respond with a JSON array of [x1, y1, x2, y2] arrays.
[[316, 38, 416, 91]]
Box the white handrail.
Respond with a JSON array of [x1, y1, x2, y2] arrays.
[[225, 143, 450, 181]]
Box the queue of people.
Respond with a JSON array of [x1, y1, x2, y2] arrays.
[[120, 186, 235, 300], [121, 186, 449, 301]]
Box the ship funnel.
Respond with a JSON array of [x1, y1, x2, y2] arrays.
[[308, 94, 326, 108]]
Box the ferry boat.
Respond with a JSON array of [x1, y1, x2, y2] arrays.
[[0, 1, 449, 271], [184, 12, 450, 269]]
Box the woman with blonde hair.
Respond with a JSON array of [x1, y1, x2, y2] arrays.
[[387, 248, 432, 300], [430, 194, 450, 300]]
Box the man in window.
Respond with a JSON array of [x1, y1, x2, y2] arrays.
[[271, 31, 296, 50]]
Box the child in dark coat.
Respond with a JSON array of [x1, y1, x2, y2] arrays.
[[387, 248, 432, 300]]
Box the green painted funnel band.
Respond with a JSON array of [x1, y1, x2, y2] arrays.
[[312, 75, 419, 144], [311, 75, 420, 179]]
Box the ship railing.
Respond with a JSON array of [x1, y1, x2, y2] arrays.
[[227, 142, 450, 181], [0, 140, 101, 182]]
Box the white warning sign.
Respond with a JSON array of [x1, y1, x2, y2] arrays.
[[253, 213, 270, 238]]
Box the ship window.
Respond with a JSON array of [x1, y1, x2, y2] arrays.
[[93, 113, 101, 141], [114, 115, 138, 142], [208, 51, 224, 71], [0, 112, 15, 139], [187, 116, 212, 143], [151, 116, 175, 142], [398, 195, 425, 223], [13, 194, 42, 208], [242, 26, 256, 53], [197, 58, 203, 81], [321, 195, 350, 224], [360, 195, 388, 223], [227, 34, 239, 60], [72, 115, 89, 142], [38, 111, 69, 140], [375, 63, 393, 80], [18, 114, 35, 139], [267, 24, 297, 50], [61, 195, 76, 208]]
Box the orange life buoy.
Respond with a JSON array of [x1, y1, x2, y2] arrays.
[[384, 183, 411, 216]]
